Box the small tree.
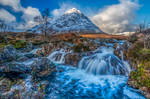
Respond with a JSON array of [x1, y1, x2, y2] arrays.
[[0, 20, 14, 43], [144, 34, 150, 49], [136, 20, 148, 33], [0, 20, 13, 33], [34, 8, 50, 43]]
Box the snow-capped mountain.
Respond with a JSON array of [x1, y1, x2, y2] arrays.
[[30, 8, 103, 34]]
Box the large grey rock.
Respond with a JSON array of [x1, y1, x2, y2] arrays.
[[0, 45, 18, 63], [31, 57, 56, 80], [0, 62, 30, 78], [64, 53, 82, 66]]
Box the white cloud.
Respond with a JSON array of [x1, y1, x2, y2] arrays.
[[92, 0, 139, 33], [20, 6, 41, 29], [0, 0, 23, 12], [0, 9, 16, 23], [52, 3, 76, 17], [0, 0, 42, 30]]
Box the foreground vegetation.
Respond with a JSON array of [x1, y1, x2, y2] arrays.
[[127, 33, 150, 98]]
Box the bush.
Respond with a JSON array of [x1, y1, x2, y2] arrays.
[[128, 34, 138, 43], [144, 35, 150, 49], [130, 64, 150, 89], [127, 41, 144, 62]]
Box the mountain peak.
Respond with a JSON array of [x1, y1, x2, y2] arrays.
[[65, 8, 81, 14], [30, 8, 103, 34]]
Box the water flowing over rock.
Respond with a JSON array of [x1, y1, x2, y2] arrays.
[[31, 57, 56, 80], [78, 47, 130, 76], [47, 49, 72, 64], [46, 65, 145, 99], [0, 39, 146, 99]]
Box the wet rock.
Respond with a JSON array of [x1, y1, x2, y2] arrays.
[[64, 53, 82, 66], [21, 42, 33, 52], [36, 49, 44, 57], [24, 53, 37, 58], [114, 42, 129, 60], [17, 56, 29, 62], [0, 45, 18, 63], [26, 42, 33, 50], [41, 43, 54, 56], [0, 78, 17, 98], [31, 58, 56, 80], [0, 62, 30, 78], [0, 34, 7, 43]]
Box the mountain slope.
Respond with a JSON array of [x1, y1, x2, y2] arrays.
[[30, 8, 103, 34], [49, 8, 103, 34]]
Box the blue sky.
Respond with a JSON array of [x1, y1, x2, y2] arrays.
[[21, 0, 150, 21], [0, 0, 150, 32]]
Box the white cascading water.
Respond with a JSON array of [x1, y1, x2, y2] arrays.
[[44, 44, 144, 99], [47, 49, 72, 64], [78, 47, 130, 76]]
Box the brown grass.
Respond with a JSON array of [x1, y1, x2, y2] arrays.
[[80, 33, 128, 40]]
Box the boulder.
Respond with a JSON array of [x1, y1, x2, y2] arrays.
[[0, 62, 30, 78], [24, 53, 37, 58], [36, 49, 44, 57], [26, 42, 33, 50], [41, 43, 54, 56], [0, 45, 18, 63], [22, 42, 33, 52], [64, 53, 82, 66], [31, 58, 56, 80]]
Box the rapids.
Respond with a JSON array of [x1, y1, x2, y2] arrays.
[[44, 41, 145, 99], [10, 41, 145, 99], [47, 49, 72, 64], [78, 47, 130, 76]]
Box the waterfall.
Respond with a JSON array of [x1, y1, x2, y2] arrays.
[[78, 47, 130, 76], [47, 49, 71, 64]]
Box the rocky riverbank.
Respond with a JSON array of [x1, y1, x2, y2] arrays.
[[126, 33, 150, 98], [0, 44, 57, 98], [0, 32, 148, 98]]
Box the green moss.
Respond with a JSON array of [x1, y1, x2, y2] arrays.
[[130, 63, 150, 89], [6, 79, 17, 89], [38, 84, 46, 93], [12, 40, 27, 49], [0, 43, 8, 48]]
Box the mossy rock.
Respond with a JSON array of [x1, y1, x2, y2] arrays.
[[0, 43, 8, 49], [0, 35, 7, 43], [11, 40, 27, 49], [72, 43, 90, 53]]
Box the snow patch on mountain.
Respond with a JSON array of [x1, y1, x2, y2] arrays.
[[65, 8, 81, 14], [29, 8, 103, 34]]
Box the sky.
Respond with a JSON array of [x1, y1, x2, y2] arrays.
[[0, 0, 150, 33]]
